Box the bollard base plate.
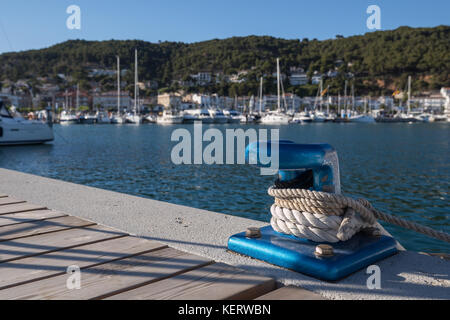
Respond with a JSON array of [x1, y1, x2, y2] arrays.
[[228, 226, 398, 281]]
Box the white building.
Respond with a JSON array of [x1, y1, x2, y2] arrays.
[[93, 91, 131, 110], [311, 75, 323, 84], [191, 72, 212, 86], [289, 73, 308, 86], [440, 87, 450, 115], [192, 94, 211, 106]]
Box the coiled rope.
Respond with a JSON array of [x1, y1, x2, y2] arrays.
[[268, 186, 450, 244]]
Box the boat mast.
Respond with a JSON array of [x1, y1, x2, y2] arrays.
[[351, 83, 355, 114], [134, 49, 138, 116], [117, 55, 121, 115], [344, 80, 348, 117], [65, 89, 69, 111], [319, 79, 323, 112], [338, 93, 341, 116], [407, 75, 411, 115], [326, 86, 330, 115], [277, 58, 281, 113], [259, 77, 263, 115], [76, 83, 79, 110]]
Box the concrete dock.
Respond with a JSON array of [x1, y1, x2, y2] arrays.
[[0, 168, 448, 300]]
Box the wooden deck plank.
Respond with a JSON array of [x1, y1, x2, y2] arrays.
[[107, 263, 276, 300], [0, 203, 47, 215], [0, 210, 67, 227], [0, 248, 213, 300], [0, 225, 127, 263], [0, 197, 26, 206], [0, 216, 96, 242], [255, 286, 325, 300], [0, 236, 168, 290]]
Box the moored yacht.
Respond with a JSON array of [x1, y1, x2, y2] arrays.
[[96, 111, 111, 124], [311, 111, 326, 123], [349, 114, 376, 123], [260, 111, 291, 124], [156, 110, 184, 124], [59, 110, 78, 124], [209, 109, 229, 123], [223, 110, 246, 123], [260, 58, 291, 125], [0, 101, 54, 145], [110, 113, 125, 124]]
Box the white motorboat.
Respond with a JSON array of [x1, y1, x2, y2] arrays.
[[209, 109, 229, 123], [156, 111, 184, 124], [96, 111, 111, 124], [260, 111, 291, 124], [78, 113, 96, 124], [223, 110, 246, 123], [311, 111, 326, 122], [0, 102, 54, 145], [297, 111, 313, 123], [144, 114, 156, 124], [110, 113, 125, 124], [433, 114, 448, 122], [325, 113, 336, 122], [59, 110, 78, 124], [349, 114, 376, 123], [415, 113, 435, 123], [182, 110, 199, 124], [126, 113, 142, 124]]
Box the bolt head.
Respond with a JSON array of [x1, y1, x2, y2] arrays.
[[246, 227, 262, 239], [315, 244, 334, 257]]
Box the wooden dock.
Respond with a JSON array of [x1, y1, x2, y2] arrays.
[[0, 195, 323, 300]]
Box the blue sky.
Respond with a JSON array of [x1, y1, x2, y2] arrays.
[[0, 0, 448, 53]]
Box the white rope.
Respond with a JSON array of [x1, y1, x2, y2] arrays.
[[268, 186, 450, 243]]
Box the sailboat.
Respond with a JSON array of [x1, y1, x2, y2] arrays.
[[0, 100, 54, 145], [126, 49, 142, 124], [350, 97, 376, 123], [260, 58, 291, 124], [60, 90, 78, 124], [111, 56, 125, 124], [311, 80, 326, 122]]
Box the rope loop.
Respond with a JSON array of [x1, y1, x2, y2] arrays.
[[268, 186, 450, 244]]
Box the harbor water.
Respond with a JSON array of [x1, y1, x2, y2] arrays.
[[0, 122, 448, 253]]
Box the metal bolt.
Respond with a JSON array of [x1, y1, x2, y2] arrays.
[[246, 227, 261, 239], [315, 244, 334, 257]]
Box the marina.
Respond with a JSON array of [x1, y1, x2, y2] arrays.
[[0, 2, 448, 303]]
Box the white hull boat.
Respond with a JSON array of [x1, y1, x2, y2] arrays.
[[0, 103, 54, 145], [126, 113, 142, 124], [156, 111, 184, 124], [349, 114, 376, 123], [110, 114, 125, 124], [260, 112, 291, 124], [59, 111, 78, 124]]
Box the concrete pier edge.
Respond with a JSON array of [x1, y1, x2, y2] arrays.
[[0, 168, 448, 300]]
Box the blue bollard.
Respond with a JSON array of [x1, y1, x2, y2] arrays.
[[228, 141, 398, 281], [245, 141, 341, 194]]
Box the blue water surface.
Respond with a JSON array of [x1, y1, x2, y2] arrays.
[[0, 122, 448, 253]]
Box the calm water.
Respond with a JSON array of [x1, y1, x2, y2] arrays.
[[0, 123, 448, 253]]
